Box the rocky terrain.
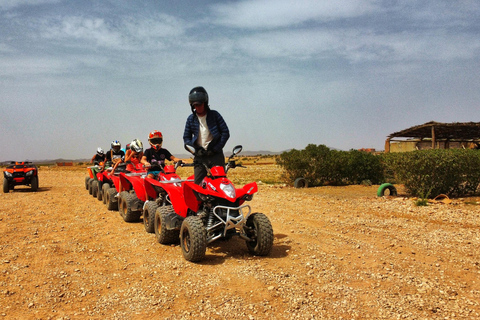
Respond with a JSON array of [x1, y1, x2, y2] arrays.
[[1, 165, 480, 319]]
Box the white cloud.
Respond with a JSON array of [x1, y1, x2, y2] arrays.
[[210, 0, 378, 29], [0, 0, 60, 10]]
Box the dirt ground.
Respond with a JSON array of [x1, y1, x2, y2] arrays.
[[1, 165, 480, 319]]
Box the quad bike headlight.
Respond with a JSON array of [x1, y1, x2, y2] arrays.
[[26, 170, 34, 176], [4, 171, 12, 178], [220, 182, 236, 198]]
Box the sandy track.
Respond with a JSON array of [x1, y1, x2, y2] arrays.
[[1, 166, 480, 319]]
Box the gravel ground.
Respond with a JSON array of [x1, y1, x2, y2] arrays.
[[1, 165, 480, 319]]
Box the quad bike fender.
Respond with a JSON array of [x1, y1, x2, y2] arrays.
[[110, 175, 121, 192], [119, 173, 132, 192], [236, 182, 258, 198], [120, 174, 147, 202], [183, 181, 202, 213], [87, 167, 94, 179]]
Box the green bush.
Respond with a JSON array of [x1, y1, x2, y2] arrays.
[[278, 144, 384, 186], [381, 149, 480, 198]]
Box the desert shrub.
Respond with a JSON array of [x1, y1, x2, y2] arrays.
[[381, 149, 480, 198], [278, 144, 385, 186]]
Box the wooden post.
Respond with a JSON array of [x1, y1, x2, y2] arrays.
[[385, 138, 391, 153], [431, 125, 436, 149]]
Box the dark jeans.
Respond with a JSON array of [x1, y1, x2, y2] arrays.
[[194, 151, 226, 185]]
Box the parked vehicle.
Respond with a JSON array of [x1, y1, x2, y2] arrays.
[[154, 145, 274, 262], [3, 161, 39, 193]]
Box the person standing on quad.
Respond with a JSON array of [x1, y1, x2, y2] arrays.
[[91, 148, 106, 165], [104, 140, 125, 169], [183, 86, 230, 185], [141, 130, 181, 179]]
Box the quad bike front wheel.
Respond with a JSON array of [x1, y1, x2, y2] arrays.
[[119, 191, 141, 222], [30, 176, 39, 192], [143, 201, 158, 233], [85, 177, 91, 190], [155, 205, 179, 244], [106, 188, 118, 211], [245, 213, 274, 256], [91, 180, 98, 198], [180, 216, 207, 262], [3, 179, 9, 193], [102, 183, 110, 205]]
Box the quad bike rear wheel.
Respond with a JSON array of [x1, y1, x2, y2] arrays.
[[245, 213, 274, 256], [106, 188, 118, 211], [96, 181, 103, 201], [155, 205, 179, 244], [180, 216, 207, 262], [143, 201, 158, 233], [119, 191, 141, 222], [91, 180, 98, 198], [88, 179, 94, 195]]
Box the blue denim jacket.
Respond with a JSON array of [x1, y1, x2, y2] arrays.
[[183, 110, 230, 153]]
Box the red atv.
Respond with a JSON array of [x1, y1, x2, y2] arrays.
[[3, 161, 39, 193], [154, 145, 274, 262], [143, 161, 194, 234]]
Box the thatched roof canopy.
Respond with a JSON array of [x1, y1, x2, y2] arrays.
[[388, 121, 480, 140]]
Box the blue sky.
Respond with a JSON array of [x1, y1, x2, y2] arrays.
[[1, 0, 479, 161]]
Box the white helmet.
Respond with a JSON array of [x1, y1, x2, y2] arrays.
[[97, 148, 105, 156], [130, 139, 143, 153]]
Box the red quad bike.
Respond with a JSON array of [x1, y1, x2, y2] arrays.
[[117, 164, 148, 223], [3, 161, 39, 193], [100, 163, 141, 212], [143, 160, 194, 234], [85, 165, 104, 199], [155, 145, 274, 262]]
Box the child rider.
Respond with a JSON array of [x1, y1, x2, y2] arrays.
[[141, 130, 181, 179]]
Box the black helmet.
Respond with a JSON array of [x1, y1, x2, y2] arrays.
[[189, 86, 209, 113]]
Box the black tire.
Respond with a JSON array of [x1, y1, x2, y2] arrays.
[[96, 181, 103, 201], [294, 178, 308, 188], [155, 206, 180, 244], [143, 201, 158, 233], [30, 176, 39, 192], [245, 213, 274, 256], [106, 188, 118, 211], [180, 216, 207, 262], [88, 179, 94, 195], [102, 183, 110, 204], [119, 192, 141, 222], [85, 177, 90, 190], [3, 179, 9, 193], [91, 180, 98, 198]]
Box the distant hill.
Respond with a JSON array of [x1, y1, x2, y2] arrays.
[[1, 151, 285, 165]]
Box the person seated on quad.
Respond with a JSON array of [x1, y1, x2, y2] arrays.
[[141, 130, 181, 179], [91, 148, 106, 165], [111, 139, 144, 196], [103, 140, 125, 170]]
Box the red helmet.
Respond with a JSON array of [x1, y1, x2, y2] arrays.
[[148, 130, 163, 150]]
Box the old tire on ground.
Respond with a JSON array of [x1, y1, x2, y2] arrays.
[[3, 179, 9, 193], [119, 192, 141, 222], [143, 201, 158, 233], [30, 176, 39, 192], [102, 183, 110, 204], [294, 178, 308, 188], [180, 216, 207, 262], [155, 206, 180, 244], [106, 188, 118, 211], [245, 213, 274, 256], [377, 183, 397, 197], [91, 180, 98, 198], [85, 177, 90, 190]]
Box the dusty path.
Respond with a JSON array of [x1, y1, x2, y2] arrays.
[[1, 166, 480, 319]]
